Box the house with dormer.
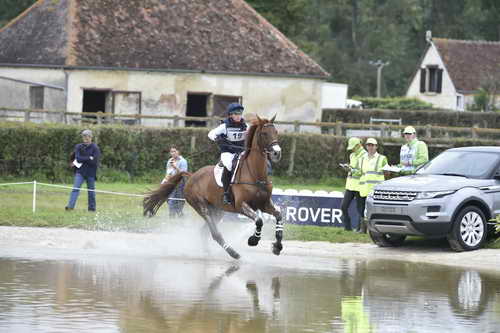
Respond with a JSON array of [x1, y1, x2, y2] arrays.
[[0, 0, 332, 127], [406, 33, 500, 111]]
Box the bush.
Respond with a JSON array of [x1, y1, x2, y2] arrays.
[[353, 97, 434, 110], [1, 121, 499, 182], [322, 108, 500, 129]]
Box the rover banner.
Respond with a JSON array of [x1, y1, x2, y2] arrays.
[[270, 191, 360, 227]]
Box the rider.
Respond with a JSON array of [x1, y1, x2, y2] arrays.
[[208, 102, 248, 205]]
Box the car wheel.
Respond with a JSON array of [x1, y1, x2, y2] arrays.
[[447, 206, 487, 252], [369, 230, 407, 247], [448, 270, 489, 317]]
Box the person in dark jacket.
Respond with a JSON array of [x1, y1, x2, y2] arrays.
[[65, 129, 101, 211], [208, 103, 247, 205]]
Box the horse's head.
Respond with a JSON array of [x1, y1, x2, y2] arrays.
[[256, 115, 282, 162]]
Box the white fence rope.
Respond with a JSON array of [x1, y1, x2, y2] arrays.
[[0, 181, 35, 186], [0, 180, 186, 213]]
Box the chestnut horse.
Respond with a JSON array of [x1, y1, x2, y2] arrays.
[[143, 116, 283, 259]]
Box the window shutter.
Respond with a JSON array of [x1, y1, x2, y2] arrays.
[[437, 69, 443, 93], [420, 69, 426, 93]]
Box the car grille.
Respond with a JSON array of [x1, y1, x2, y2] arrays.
[[373, 190, 418, 202]]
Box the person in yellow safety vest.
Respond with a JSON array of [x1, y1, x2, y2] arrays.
[[340, 137, 367, 231], [358, 138, 388, 232], [398, 126, 428, 175]]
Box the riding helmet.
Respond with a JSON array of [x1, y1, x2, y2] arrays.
[[227, 103, 244, 115]]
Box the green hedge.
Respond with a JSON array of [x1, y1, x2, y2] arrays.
[[1, 122, 499, 182], [322, 108, 500, 129], [353, 97, 434, 110]]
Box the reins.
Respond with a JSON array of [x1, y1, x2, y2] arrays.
[[233, 124, 274, 191]]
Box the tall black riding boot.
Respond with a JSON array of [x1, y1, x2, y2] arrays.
[[222, 167, 232, 205]]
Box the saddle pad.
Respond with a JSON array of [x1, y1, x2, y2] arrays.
[[213, 155, 243, 187], [214, 164, 224, 187]]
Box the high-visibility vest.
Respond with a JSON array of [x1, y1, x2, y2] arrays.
[[345, 148, 367, 192], [399, 139, 428, 174], [359, 153, 388, 197]]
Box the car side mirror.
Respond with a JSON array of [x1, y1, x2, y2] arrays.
[[494, 170, 500, 179]]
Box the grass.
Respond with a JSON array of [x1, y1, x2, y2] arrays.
[[0, 175, 364, 244], [1, 176, 499, 249]]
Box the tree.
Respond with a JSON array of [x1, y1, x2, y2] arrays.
[[0, 0, 36, 28]]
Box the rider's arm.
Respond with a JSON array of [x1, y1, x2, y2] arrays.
[[208, 123, 226, 141]]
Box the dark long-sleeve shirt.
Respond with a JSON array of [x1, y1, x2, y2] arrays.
[[74, 143, 101, 178]]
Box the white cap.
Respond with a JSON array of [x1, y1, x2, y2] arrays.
[[81, 129, 93, 137]]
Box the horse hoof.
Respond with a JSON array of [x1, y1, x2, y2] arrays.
[[248, 235, 260, 246], [272, 242, 283, 256]]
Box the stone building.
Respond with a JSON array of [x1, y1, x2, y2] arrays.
[[0, 0, 332, 127]]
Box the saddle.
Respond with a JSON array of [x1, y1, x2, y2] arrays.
[[213, 154, 242, 188]]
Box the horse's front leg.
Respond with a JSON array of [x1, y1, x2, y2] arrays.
[[240, 202, 263, 246], [263, 199, 283, 256]]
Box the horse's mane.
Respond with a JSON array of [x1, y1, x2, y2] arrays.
[[244, 118, 270, 157]]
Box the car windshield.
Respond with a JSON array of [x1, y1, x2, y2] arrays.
[[417, 151, 500, 178]]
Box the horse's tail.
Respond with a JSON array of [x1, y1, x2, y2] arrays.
[[143, 172, 190, 216]]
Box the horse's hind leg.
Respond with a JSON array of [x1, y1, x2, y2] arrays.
[[201, 205, 240, 259], [240, 202, 263, 247]]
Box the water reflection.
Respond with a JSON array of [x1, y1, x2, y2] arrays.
[[0, 255, 499, 333]]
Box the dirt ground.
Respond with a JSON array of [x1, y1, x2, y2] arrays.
[[1, 226, 498, 273]]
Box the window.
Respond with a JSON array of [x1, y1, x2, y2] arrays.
[[420, 66, 443, 94], [29, 86, 44, 109], [186, 93, 209, 127]]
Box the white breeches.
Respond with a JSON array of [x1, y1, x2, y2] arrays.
[[221, 152, 236, 170]]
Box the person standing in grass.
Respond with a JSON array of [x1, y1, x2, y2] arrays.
[[399, 126, 428, 175], [65, 129, 101, 212], [162, 145, 188, 218], [358, 138, 387, 233], [340, 137, 366, 231]]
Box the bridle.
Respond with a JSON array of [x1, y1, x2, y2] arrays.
[[258, 123, 279, 155], [235, 122, 278, 190]]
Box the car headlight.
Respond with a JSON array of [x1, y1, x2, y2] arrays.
[[416, 190, 455, 199]]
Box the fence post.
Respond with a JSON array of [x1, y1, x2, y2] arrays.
[[32, 180, 37, 213], [190, 135, 196, 152], [425, 124, 432, 138], [380, 123, 387, 137], [24, 110, 31, 122], [336, 121, 342, 136], [294, 120, 300, 133], [287, 137, 297, 176], [471, 126, 478, 139], [173, 115, 179, 128], [96, 112, 103, 125]]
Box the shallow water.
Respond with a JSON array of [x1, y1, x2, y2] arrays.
[[1, 227, 500, 333]]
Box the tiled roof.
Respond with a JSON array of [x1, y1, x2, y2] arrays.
[[433, 38, 500, 92], [0, 0, 329, 78]]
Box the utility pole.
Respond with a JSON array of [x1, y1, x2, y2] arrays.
[[369, 60, 390, 98]]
